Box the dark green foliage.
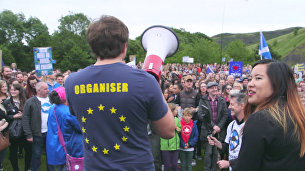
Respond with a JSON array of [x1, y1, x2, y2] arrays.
[[294, 28, 299, 36], [225, 39, 252, 63], [0, 10, 50, 71]]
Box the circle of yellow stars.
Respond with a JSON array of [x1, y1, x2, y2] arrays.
[[82, 104, 129, 155]]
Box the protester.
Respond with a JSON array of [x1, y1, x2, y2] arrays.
[[47, 87, 83, 170], [235, 59, 305, 170], [300, 91, 305, 106], [0, 80, 8, 102], [46, 73, 60, 93], [179, 108, 198, 171], [11, 63, 17, 77], [175, 75, 200, 166], [232, 82, 243, 91], [299, 81, 305, 92], [22, 82, 52, 171], [207, 92, 246, 170], [198, 82, 207, 97], [0, 103, 8, 171], [196, 81, 207, 160], [25, 76, 38, 99], [55, 73, 64, 86], [198, 82, 228, 171], [170, 83, 182, 104], [15, 72, 24, 86], [226, 75, 234, 87], [3, 83, 32, 171], [64, 15, 175, 170], [1, 66, 12, 83], [222, 84, 232, 107]]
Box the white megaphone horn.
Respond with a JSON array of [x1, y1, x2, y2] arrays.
[[141, 25, 179, 81]]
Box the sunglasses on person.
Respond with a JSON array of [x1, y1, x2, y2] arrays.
[[226, 88, 232, 90]]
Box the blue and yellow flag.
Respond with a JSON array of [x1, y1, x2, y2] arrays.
[[296, 63, 305, 72]]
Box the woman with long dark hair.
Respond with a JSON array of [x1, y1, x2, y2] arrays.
[[221, 84, 232, 107], [198, 81, 207, 97], [235, 59, 305, 170], [25, 75, 38, 99], [3, 83, 32, 171]]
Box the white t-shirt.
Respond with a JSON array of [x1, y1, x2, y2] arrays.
[[37, 96, 51, 133], [225, 120, 245, 171]]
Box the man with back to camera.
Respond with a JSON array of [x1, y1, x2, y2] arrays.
[[64, 15, 175, 170], [207, 92, 246, 171]]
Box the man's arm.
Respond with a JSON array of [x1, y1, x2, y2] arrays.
[[217, 99, 228, 130], [151, 103, 175, 139], [175, 93, 180, 105], [22, 99, 33, 140]]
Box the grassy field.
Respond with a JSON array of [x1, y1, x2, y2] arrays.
[[2, 150, 47, 171], [2, 149, 227, 171]]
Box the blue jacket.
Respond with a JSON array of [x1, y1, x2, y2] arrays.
[[47, 82, 61, 93], [179, 120, 198, 148], [46, 104, 84, 165]]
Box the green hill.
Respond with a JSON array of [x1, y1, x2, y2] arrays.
[[212, 27, 302, 47], [248, 28, 305, 64], [212, 27, 305, 64]]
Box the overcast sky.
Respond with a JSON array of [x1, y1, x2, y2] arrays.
[[1, 0, 305, 39]]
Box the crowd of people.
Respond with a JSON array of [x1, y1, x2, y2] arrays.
[[0, 65, 82, 171], [147, 61, 305, 171], [0, 15, 304, 171]]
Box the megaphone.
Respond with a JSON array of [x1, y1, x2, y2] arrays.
[[141, 25, 179, 81]]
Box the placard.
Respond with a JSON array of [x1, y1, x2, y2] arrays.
[[33, 47, 53, 76]]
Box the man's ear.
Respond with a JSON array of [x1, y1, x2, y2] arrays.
[[122, 43, 127, 54], [241, 103, 245, 109]]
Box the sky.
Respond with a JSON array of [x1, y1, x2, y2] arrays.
[[1, 0, 305, 39]]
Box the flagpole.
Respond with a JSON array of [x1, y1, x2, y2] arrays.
[[260, 31, 263, 60]]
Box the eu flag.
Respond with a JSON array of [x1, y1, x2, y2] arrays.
[[259, 32, 272, 59], [229, 61, 243, 78]]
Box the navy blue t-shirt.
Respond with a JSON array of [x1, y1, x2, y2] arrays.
[[65, 62, 168, 170]]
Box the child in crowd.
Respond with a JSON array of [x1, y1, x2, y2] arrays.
[[160, 103, 181, 171], [179, 108, 198, 171]]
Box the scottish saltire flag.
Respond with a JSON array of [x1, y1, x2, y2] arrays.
[[259, 32, 272, 59], [222, 57, 226, 62], [206, 65, 214, 74], [229, 61, 243, 77]]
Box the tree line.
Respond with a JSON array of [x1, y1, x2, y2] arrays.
[[0, 10, 279, 72]]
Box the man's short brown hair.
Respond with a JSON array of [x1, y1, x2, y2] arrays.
[[87, 15, 129, 60]]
